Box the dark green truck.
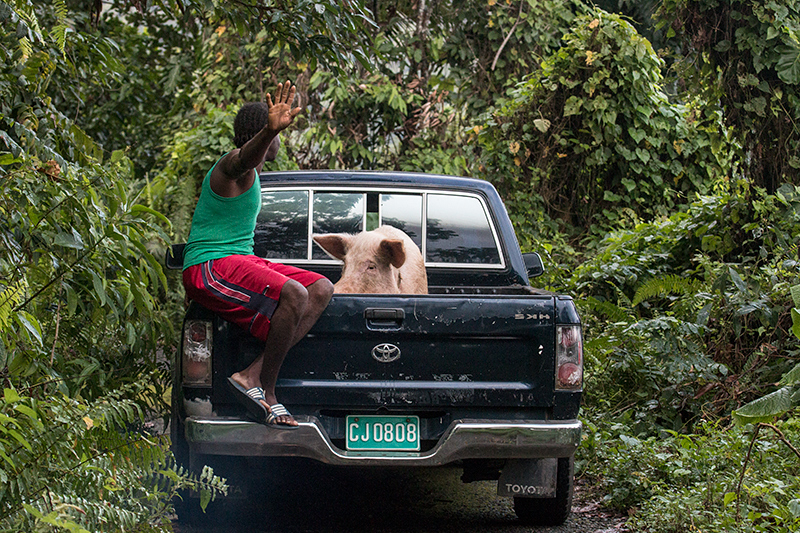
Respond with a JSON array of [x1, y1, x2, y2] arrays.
[[168, 171, 583, 525]]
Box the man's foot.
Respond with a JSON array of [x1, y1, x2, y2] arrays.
[[265, 403, 299, 430], [227, 377, 268, 422]]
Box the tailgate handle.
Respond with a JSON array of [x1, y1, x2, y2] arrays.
[[364, 308, 405, 326]]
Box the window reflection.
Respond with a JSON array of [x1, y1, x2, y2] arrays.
[[255, 188, 501, 266], [426, 194, 500, 264], [380, 194, 423, 248], [255, 190, 309, 259], [312, 193, 364, 259]]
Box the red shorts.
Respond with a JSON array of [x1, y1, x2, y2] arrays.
[[182, 255, 327, 342]]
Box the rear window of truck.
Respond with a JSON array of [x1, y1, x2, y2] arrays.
[[254, 188, 503, 268]]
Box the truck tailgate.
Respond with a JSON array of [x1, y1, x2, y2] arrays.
[[272, 294, 557, 408]]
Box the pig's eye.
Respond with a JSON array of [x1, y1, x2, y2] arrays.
[[366, 261, 377, 271]]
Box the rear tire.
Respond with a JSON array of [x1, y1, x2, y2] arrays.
[[513, 456, 574, 526]]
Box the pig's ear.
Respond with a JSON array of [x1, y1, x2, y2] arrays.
[[379, 239, 406, 268], [313, 234, 350, 260]]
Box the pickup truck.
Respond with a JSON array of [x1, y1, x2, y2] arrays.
[[167, 170, 583, 526]]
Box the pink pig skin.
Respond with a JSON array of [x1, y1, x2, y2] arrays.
[[313, 225, 428, 294]]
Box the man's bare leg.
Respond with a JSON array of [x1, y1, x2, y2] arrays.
[[231, 278, 333, 425], [290, 278, 334, 346], [231, 280, 307, 425]]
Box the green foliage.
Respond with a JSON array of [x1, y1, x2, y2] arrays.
[[280, 0, 590, 173], [425, 0, 589, 113], [580, 418, 800, 531], [146, 106, 238, 244], [733, 285, 800, 425], [44, 2, 193, 180], [574, 182, 800, 431], [631, 274, 707, 309], [298, 69, 426, 169], [472, 9, 734, 235], [151, 0, 375, 74], [0, 147, 173, 405], [0, 3, 233, 530], [5, 1, 800, 531], [25, 0, 375, 181], [656, 0, 800, 193], [573, 180, 800, 532], [397, 134, 470, 176], [0, 385, 226, 532], [296, 65, 471, 172], [363, 0, 587, 115]]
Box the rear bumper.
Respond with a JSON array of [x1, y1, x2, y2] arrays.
[[184, 416, 582, 466]]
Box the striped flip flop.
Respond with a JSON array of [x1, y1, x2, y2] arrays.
[[265, 403, 299, 430], [227, 377, 268, 423]]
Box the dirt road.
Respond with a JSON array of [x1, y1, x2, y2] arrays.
[[171, 459, 625, 533]]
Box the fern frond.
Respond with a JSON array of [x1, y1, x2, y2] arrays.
[[0, 281, 27, 329], [740, 349, 763, 375], [49, 24, 68, 55], [6, 1, 44, 63], [55, 493, 142, 531], [49, 0, 69, 55], [632, 274, 706, 307], [52, 0, 68, 20], [583, 296, 633, 322], [15, 2, 44, 39], [17, 36, 33, 62]]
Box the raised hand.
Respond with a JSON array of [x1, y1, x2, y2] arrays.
[[266, 81, 302, 133]]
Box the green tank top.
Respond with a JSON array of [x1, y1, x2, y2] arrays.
[[182, 157, 261, 270]]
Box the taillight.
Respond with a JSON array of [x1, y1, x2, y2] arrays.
[[183, 320, 212, 385], [556, 325, 582, 390]]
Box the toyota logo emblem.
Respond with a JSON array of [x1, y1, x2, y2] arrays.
[[372, 343, 401, 363]]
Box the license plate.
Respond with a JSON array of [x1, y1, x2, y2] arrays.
[[346, 415, 420, 451]]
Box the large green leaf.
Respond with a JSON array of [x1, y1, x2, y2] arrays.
[[732, 386, 796, 425], [792, 307, 800, 340], [14, 311, 42, 346], [779, 362, 800, 387], [776, 43, 800, 85], [53, 228, 85, 250], [792, 284, 800, 306], [129, 204, 170, 226], [728, 266, 747, 293]]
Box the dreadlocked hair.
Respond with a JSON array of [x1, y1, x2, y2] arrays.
[[233, 102, 270, 148]]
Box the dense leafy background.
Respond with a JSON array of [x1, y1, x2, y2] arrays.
[[1, 0, 799, 531]]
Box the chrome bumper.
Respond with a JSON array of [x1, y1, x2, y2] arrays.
[[184, 416, 582, 466]]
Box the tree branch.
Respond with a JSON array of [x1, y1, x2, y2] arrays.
[[736, 423, 760, 521], [761, 422, 800, 460], [491, 1, 525, 71]]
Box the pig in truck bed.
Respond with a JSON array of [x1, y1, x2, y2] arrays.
[[166, 170, 583, 526]]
